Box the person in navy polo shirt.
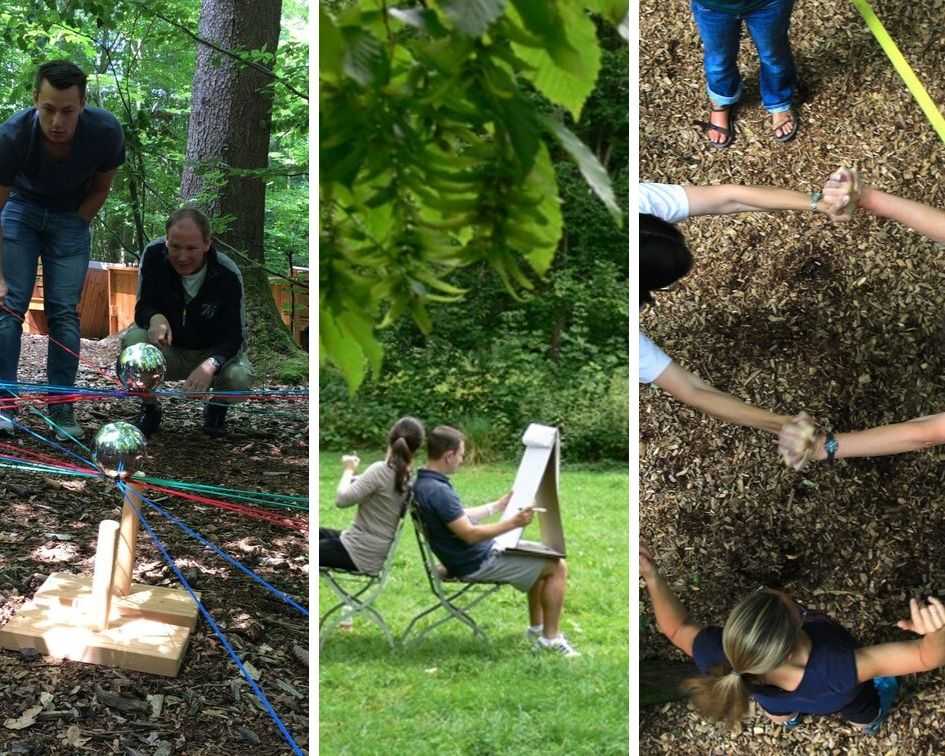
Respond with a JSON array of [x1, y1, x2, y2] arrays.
[[413, 425, 579, 657], [120, 207, 254, 439], [0, 60, 124, 439]]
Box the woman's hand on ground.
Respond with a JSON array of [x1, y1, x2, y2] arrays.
[[640, 543, 657, 581], [778, 413, 819, 470], [897, 597, 945, 635]]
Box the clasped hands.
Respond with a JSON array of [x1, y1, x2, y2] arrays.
[[818, 166, 863, 222]]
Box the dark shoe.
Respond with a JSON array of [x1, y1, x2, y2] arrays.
[[135, 402, 162, 438], [48, 404, 85, 441], [203, 402, 228, 438], [694, 103, 737, 149]]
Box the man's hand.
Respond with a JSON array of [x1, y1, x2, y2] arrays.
[[511, 507, 535, 528], [495, 491, 513, 512], [148, 314, 173, 346], [183, 359, 216, 394], [341, 454, 360, 472]]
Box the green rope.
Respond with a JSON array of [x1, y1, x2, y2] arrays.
[[0, 460, 98, 478], [139, 476, 308, 511]]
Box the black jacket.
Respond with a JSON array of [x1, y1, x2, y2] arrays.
[[134, 239, 246, 366]]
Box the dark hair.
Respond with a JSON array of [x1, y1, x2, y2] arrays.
[[640, 213, 691, 306], [166, 207, 212, 242], [34, 60, 87, 99], [427, 425, 465, 461], [387, 417, 425, 494]]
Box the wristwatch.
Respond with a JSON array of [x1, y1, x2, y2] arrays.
[[809, 191, 823, 211], [824, 432, 839, 463], [207, 356, 222, 373]]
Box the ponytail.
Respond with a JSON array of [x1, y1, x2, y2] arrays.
[[386, 416, 426, 495], [681, 665, 751, 729]]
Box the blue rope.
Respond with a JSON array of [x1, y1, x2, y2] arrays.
[[116, 482, 304, 755], [127, 485, 308, 618], [8, 413, 97, 469], [0, 380, 308, 400]]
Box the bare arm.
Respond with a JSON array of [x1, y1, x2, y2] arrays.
[[806, 413, 945, 461], [684, 184, 833, 218], [77, 169, 117, 223], [855, 598, 945, 681], [640, 546, 702, 656], [857, 186, 945, 243], [465, 491, 512, 523], [654, 361, 792, 434], [447, 507, 533, 545]]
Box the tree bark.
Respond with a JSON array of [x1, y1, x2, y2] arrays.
[[181, 0, 301, 375]]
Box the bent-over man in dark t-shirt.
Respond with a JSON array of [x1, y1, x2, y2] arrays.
[[0, 60, 124, 439], [413, 425, 579, 657]]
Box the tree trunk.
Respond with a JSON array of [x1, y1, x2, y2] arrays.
[[181, 0, 302, 377]]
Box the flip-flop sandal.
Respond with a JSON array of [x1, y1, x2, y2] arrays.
[[693, 104, 736, 149], [772, 109, 799, 143]]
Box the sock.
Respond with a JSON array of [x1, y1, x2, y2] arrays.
[[528, 624, 543, 634]]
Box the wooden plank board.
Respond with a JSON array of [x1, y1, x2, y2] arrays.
[[0, 602, 194, 677], [32, 573, 200, 631]]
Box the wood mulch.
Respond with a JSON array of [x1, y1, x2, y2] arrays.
[[0, 335, 308, 755], [640, 1, 945, 753]]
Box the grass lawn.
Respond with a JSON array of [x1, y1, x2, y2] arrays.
[[318, 451, 629, 756]]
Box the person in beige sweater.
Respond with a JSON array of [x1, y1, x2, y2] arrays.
[[320, 416, 425, 575]]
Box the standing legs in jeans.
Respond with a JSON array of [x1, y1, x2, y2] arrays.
[[691, 0, 798, 145], [0, 199, 90, 415]]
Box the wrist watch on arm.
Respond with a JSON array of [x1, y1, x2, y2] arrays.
[[206, 356, 223, 374]]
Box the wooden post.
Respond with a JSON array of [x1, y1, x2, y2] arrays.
[[113, 482, 142, 597], [90, 520, 120, 631]]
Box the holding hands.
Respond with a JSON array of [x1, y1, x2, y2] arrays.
[[778, 412, 821, 470], [822, 167, 863, 221]]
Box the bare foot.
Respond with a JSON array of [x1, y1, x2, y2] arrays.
[[772, 110, 796, 141], [707, 106, 730, 145]]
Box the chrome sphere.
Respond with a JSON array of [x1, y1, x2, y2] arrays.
[[118, 343, 166, 391], [94, 421, 147, 479]]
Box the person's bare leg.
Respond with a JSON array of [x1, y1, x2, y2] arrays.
[[528, 578, 544, 627], [540, 559, 567, 639]]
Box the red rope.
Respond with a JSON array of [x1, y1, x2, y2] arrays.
[[0, 442, 97, 473], [142, 482, 308, 533]]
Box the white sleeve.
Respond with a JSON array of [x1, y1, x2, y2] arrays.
[[639, 183, 690, 224], [639, 331, 672, 384]]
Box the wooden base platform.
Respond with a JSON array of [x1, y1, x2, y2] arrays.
[[0, 573, 200, 677]]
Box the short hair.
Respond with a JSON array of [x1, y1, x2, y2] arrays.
[[427, 425, 465, 461], [34, 61, 87, 100], [640, 213, 692, 306], [166, 207, 212, 242]]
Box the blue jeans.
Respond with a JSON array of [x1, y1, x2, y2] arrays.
[[691, 0, 797, 113], [0, 196, 91, 395]]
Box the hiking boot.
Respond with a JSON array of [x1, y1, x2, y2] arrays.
[[537, 634, 580, 658], [134, 402, 162, 438], [203, 402, 228, 438], [48, 404, 84, 441]]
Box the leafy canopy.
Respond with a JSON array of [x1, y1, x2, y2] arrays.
[[320, 0, 628, 391]]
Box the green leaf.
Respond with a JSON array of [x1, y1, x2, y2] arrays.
[[514, 142, 563, 275], [320, 307, 366, 393], [541, 114, 622, 227], [341, 28, 389, 87], [388, 7, 448, 35], [439, 0, 508, 37], [501, 97, 540, 178], [508, 3, 601, 120], [582, 0, 630, 26]]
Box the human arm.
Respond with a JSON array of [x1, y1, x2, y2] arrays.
[[465, 491, 512, 523], [77, 169, 117, 223], [640, 544, 702, 656], [134, 244, 171, 343], [824, 169, 945, 243], [780, 412, 945, 465], [335, 458, 387, 508], [683, 184, 842, 219], [447, 505, 534, 544], [653, 361, 792, 434], [855, 597, 945, 681]]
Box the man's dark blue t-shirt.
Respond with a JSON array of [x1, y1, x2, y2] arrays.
[[0, 106, 125, 211], [413, 469, 493, 577], [693, 616, 870, 715]]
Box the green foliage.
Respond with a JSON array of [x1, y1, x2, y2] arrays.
[[320, 0, 628, 391]]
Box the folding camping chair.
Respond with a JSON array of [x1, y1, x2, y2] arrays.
[[401, 498, 506, 646], [319, 513, 406, 650]]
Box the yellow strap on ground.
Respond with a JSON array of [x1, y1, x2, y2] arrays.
[[850, 0, 945, 145]]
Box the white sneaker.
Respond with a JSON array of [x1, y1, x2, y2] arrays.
[[525, 624, 543, 641], [537, 634, 580, 658]]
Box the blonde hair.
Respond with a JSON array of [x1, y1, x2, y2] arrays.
[[681, 590, 801, 729]]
